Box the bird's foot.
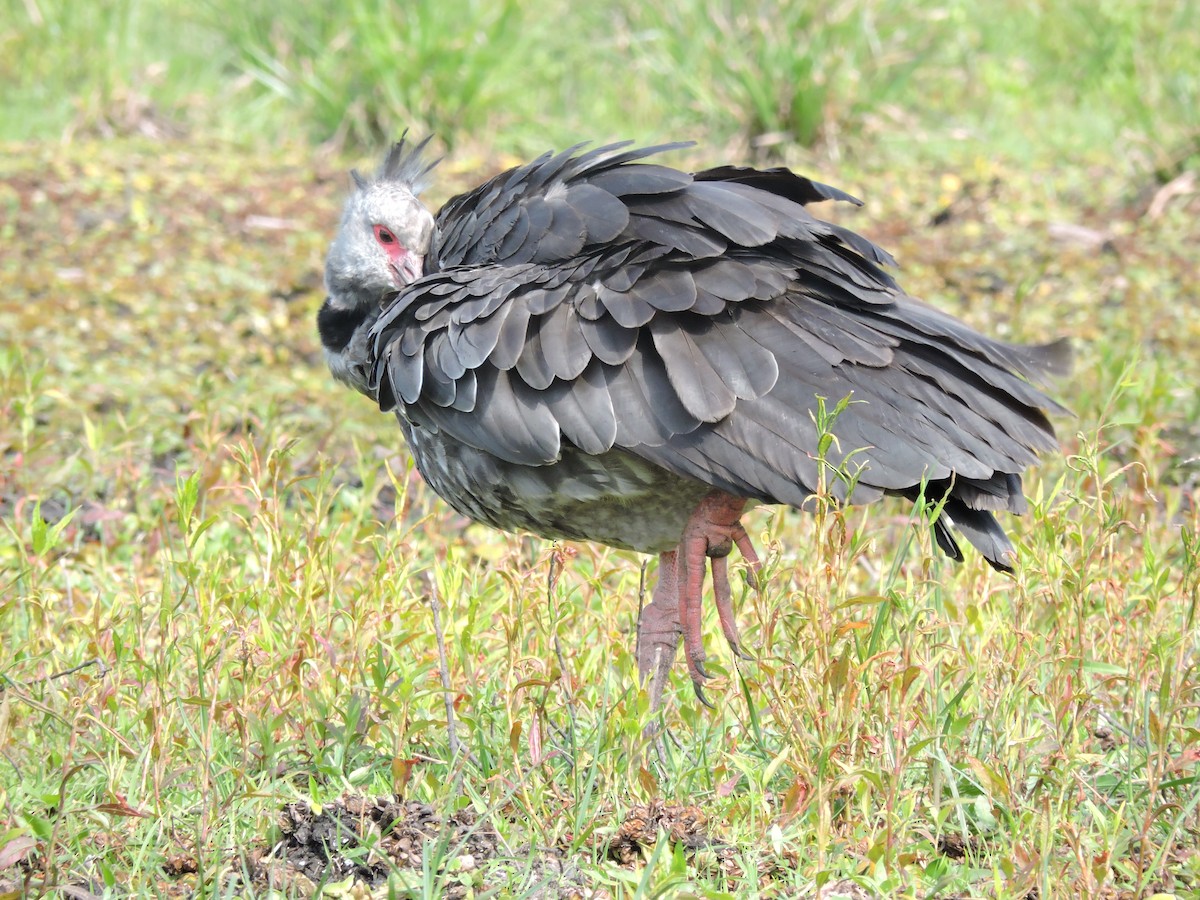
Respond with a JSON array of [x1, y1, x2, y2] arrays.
[[636, 491, 761, 715], [678, 491, 761, 703]]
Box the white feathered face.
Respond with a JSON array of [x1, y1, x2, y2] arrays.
[[319, 137, 438, 396], [326, 184, 435, 302]]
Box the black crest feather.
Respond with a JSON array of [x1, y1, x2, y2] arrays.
[[376, 131, 440, 194]]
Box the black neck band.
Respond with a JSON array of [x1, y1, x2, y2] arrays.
[[317, 299, 370, 353]]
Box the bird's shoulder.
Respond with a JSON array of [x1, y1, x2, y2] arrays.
[[427, 141, 895, 273], [429, 141, 684, 269]]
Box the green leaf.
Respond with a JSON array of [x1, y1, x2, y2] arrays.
[[30, 501, 75, 556]]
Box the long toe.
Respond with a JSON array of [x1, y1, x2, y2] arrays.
[[677, 490, 757, 689], [679, 533, 711, 688], [732, 523, 763, 589], [711, 555, 751, 660]]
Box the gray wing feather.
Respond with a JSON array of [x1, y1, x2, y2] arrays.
[[542, 361, 617, 454], [514, 317, 556, 390], [606, 337, 702, 444], [599, 286, 657, 329], [682, 182, 780, 246], [539, 300, 592, 381], [532, 198, 587, 263], [448, 300, 512, 370], [693, 258, 760, 300], [648, 319, 737, 422], [427, 366, 561, 465], [585, 165, 693, 196], [578, 315, 638, 365], [496, 208, 532, 258], [490, 300, 533, 370], [450, 369, 477, 412], [625, 267, 697, 313], [563, 183, 630, 242], [692, 318, 780, 399]]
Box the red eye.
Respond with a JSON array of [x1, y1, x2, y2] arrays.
[[374, 225, 397, 245]]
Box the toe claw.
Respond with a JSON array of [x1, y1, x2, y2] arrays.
[[692, 680, 715, 709], [690, 655, 710, 681], [730, 641, 752, 661]]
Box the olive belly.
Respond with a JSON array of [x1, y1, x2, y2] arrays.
[[398, 415, 722, 554]]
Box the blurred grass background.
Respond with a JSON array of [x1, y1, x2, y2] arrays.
[[3, 0, 1198, 169], [2, 1, 1200, 897]]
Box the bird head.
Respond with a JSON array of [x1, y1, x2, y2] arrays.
[[319, 134, 439, 397]]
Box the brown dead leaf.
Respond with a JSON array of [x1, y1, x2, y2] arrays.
[[0, 836, 36, 871], [95, 791, 150, 818], [716, 772, 743, 798], [1047, 221, 1115, 253], [818, 879, 882, 899]]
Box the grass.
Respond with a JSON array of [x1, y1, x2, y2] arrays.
[[213, 0, 530, 149], [1, 2, 1199, 897], [3, 0, 1198, 166]]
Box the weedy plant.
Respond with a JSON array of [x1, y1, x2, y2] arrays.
[[614, 0, 944, 154], [215, 0, 528, 149]]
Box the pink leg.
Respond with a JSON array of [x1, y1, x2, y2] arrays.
[[638, 490, 763, 708], [636, 550, 682, 714]]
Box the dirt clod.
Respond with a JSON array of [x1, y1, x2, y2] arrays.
[[241, 795, 499, 896], [162, 853, 199, 877], [607, 801, 712, 865], [938, 833, 969, 860], [1094, 725, 1119, 752]]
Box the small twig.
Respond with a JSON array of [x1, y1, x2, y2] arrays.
[[47, 657, 108, 682], [548, 549, 577, 725], [0, 657, 108, 692], [1, 746, 21, 780], [407, 751, 452, 765], [635, 558, 648, 667], [425, 573, 462, 763]]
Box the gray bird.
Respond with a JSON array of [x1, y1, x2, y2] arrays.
[[319, 136, 1069, 709]]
